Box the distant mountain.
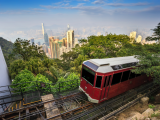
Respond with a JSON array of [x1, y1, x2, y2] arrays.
[[0, 37, 13, 66]]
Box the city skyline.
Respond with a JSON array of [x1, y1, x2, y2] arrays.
[[0, 0, 160, 42]]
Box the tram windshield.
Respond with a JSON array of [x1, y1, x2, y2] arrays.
[[82, 65, 95, 86]]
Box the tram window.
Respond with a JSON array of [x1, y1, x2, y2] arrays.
[[111, 65, 122, 70], [82, 66, 95, 86], [121, 63, 132, 68], [121, 70, 130, 82], [129, 71, 136, 79], [136, 73, 141, 77], [141, 72, 145, 75], [107, 75, 111, 86], [103, 76, 108, 87], [111, 73, 122, 85], [95, 76, 102, 88]]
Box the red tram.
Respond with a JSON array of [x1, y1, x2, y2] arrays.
[[79, 56, 151, 103]]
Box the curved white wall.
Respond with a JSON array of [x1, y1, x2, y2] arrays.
[[0, 46, 11, 112], [0, 46, 11, 86]]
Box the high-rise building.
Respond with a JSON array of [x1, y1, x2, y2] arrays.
[[67, 30, 74, 48], [44, 33, 49, 46], [136, 35, 142, 43], [42, 23, 45, 36], [105, 32, 108, 36], [49, 37, 62, 59], [42, 43, 48, 53], [97, 32, 101, 36], [30, 38, 34, 45], [74, 38, 78, 47], [67, 24, 70, 31], [130, 31, 136, 42], [37, 42, 41, 45], [42, 23, 49, 46]]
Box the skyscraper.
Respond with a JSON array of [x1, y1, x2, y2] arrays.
[[42, 23, 45, 36], [97, 32, 101, 36], [136, 35, 142, 43], [44, 33, 49, 46], [37, 42, 41, 45], [30, 38, 34, 45], [105, 32, 108, 36], [67, 30, 74, 48], [67, 24, 70, 31], [42, 23, 49, 46], [130, 31, 136, 42]]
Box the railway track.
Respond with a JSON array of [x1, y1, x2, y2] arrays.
[[0, 82, 159, 120]]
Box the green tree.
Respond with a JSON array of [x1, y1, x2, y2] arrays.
[[146, 22, 160, 41], [132, 54, 160, 84], [70, 54, 88, 76], [52, 72, 80, 93], [26, 74, 53, 93], [11, 69, 35, 92], [26, 58, 47, 75], [132, 22, 160, 84], [9, 59, 26, 79], [11, 38, 46, 61]]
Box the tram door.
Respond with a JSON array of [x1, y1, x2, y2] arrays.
[[100, 75, 112, 100]]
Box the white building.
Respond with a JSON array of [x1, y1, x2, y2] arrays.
[[59, 46, 72, 60], [97, 32, 101, 36], [74, 38, 79, 47], [136, 35, 142, 43], [67, 30, 74, 48], [130, 31, 136, 42]]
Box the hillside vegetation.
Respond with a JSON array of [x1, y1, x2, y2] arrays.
[[0, 37, 13, 67]]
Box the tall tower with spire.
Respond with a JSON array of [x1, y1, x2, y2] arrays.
[[42, 23, 45, 36], [41, 23, 49, 46], [67, 24, 70, 31]]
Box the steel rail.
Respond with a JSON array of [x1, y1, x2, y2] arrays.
[[67, 82, 157, 120], [0, 91, 83, 117], [3, 92, 87, 120]]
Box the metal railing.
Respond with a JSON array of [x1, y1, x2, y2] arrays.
[[0, 79, 80, 113]]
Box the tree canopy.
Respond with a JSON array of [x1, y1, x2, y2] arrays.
[[146, 22, 160, 41], [11, 38, 46, 61]]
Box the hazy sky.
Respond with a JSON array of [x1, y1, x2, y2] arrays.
[[0, 0, 160, 42]]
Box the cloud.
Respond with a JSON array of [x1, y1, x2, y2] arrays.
[[32, 8, 45, 11], [0, 9, 46, 15], [92, 0, 105, 4], [104, 2, 150, 7], [0, 32, 5, 36]]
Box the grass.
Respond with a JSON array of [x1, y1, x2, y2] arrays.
[[151, 113, 160, 117]]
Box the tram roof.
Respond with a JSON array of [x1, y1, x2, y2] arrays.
[[83, 56, 138, 73]]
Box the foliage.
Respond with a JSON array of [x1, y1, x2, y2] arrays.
[[132, 54, 160, 83], [11, 38, 46, 61], [51, 73, 80, 93], [148, 104, 155, 109], [0, 37, 14, 67], [146, 22, 160, 41], [9, 58, 58, 80], [26, 74, 53, 93], [11, 69, 35, 92], [151, 113, 160, 117], [79, 34, 130, 58], [25, 58, 47, 75], [11, 69, 54, 93], [132, 22, 160, 84], [70, 54, 88, 76], [9, 59, 26, 79], [42, 58, 58, 70]]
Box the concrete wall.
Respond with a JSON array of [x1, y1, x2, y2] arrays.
[[0, 46, 11, 112]]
